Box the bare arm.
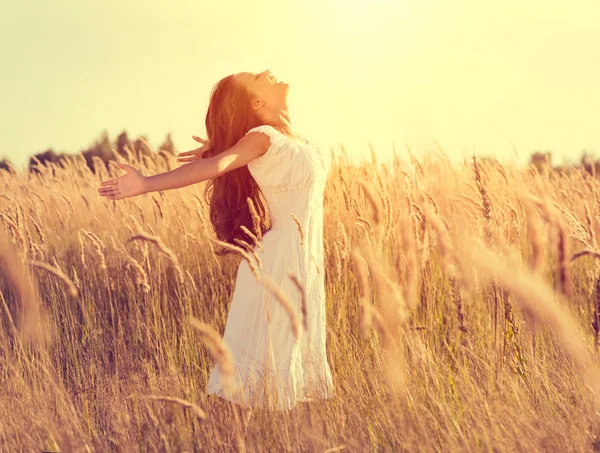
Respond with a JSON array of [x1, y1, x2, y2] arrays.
[[145, 132, 270, 193], [97, 132, 270, 200]]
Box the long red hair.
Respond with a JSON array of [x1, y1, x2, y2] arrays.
[[201, 74, 271, 256]]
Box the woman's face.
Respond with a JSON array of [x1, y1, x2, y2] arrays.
[[235, 69, 289, 112]]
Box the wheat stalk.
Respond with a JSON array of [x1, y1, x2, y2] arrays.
[[0, 213, 26, 250], [290, 213, 305, 246], [188, 316, 237, 396], [287, 271, 307, 332], [351, 249, 372, 339], [124, 254, 151, 293], [208, 238, 261, 281], [571, 249, 600, 263], [27, 260, 78, 298], [29, 215, 46, 246], [240, 225, 263, 251], [127, 232, 179, 266], [233, 238, 263, 270], [357, 182, 382, 226], [82, 229, 107, 271], [246, 197, 262, 241], [145, 395, 206, 420]]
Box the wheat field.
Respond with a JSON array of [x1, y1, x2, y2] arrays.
[[1, 146, 599, 452]]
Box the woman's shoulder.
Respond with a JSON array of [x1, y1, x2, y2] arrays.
[[245, 124, 281, 138], [244, 125, 287, 159]]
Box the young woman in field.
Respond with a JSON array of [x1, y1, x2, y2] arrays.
[[97, 70, 335, 413]]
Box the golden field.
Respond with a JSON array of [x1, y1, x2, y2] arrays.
[[1, 147, 600, 452]]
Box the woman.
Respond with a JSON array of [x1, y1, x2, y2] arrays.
[[97, 69, 335, 411]]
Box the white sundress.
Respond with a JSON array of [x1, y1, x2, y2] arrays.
[[206, 124, 335, 410]]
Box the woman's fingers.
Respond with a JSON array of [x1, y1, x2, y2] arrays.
[[177, 147, 205, 163], [177, 156, 199, 163], [98, 185, 120, 194], [101, 179, 118, 187], [192, 136, 208, 145], [178, 147, 203, 157], [98, 188, 120, 196], [98, 185, 118, 191], [98, 186, 121, 200]]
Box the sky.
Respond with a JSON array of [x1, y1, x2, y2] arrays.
[[1, 0, 599, 171]]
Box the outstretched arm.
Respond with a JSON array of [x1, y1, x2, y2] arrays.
[[97, 131, 270, 201]]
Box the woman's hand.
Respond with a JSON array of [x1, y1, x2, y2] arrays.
[[97, 163, 147, 201], [177, 135, 210, 164]]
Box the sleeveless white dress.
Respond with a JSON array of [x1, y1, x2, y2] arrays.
[[206, 125, 335, 410]]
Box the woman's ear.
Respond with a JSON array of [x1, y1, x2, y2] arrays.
[[251, 99, 264, 111]]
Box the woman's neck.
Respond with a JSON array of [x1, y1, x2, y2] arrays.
[[263, 108, 295, 137]]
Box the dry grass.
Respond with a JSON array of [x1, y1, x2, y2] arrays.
[[1, 146, 600, 452], [188, 316, 237, 397], [145, 394, 207, 420]]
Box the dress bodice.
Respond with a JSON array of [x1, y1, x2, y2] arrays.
[[245, 125, 330, 231]]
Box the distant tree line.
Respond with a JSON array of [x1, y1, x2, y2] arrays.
[[0, 134, 596, 176], [0, 130, 176, 175], [530, 150, 599, 177]]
